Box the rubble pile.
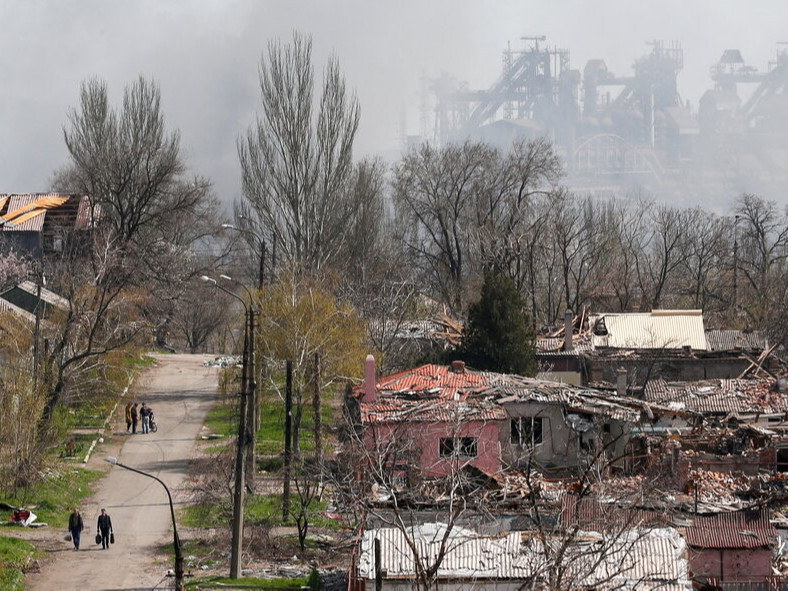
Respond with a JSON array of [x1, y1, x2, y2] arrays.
[[688, 469, 751, 505], [203, 356, 241, 368]]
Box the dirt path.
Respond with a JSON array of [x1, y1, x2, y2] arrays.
[[26, 354, 219, 591]]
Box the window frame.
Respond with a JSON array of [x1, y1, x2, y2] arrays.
[[511, 416, 544, 447], [439, 436, 478, 459]]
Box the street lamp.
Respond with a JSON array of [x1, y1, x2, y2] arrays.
[[201, 274, 252, 579], [219, 275, 259, 487], [104, 456, 184, 591]]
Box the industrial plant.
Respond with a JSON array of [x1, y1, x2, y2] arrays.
[[425, 37, 788, 204]]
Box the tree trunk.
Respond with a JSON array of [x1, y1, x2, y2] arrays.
[[312, 353, 322, 464], [283, 361, 292, 520]]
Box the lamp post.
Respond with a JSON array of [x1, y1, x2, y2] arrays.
[[201, 275, 252, 579], [104, 456, 184, 590], [219, 274, 258, 492]]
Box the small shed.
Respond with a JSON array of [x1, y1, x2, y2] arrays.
[[686, 509, 777, 584]]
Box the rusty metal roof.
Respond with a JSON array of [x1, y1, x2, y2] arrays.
[[589, 310, 707, 350], [684, 509, 776, 549], [560, 496, 670, 531]]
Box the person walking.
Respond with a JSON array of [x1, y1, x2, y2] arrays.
[[124, 403, 133, 433], [140, 402, 151, 434], [68, 508, 83, 550], [131, 403, 138, 434], [96, 508, 113, 549]]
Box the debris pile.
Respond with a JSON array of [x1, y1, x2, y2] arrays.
[[203, 356, 240, 368]]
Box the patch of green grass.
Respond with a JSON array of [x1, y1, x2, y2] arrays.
[[203, 443, 230, 455], [186, 575, 309, 589], [203, 401, 239, 439], [55, 433, 97, 460], [0, 536, 37, 591], [2, 468, 103, 528], [181, 494, 342, 530]]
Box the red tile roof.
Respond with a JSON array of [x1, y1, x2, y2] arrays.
[[374, 363, 488, 399], [684, 510, 776, 549]]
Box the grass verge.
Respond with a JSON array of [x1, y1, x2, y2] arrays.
[[181, 494, 341, 530], [185, 576, 309, 589], [1, 467, 103, 529], [0, 536, 37, 591]]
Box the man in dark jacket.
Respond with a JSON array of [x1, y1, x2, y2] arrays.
[[68, 508, 83, 550], [140, 402, 151, 434], [97, 508, 113, 549]]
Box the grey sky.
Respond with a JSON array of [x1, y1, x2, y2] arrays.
[[1, 0, 786, 204]]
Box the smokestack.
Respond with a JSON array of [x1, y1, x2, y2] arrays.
[[451, 360, 466, 374], [616, 368, 627, 397], [364, 354, 377, 403], [564, 309, 573, 352]]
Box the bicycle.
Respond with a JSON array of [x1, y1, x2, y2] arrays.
[[149, 415, 158, 433]]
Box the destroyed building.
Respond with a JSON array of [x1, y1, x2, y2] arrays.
[[347, 357, 690, 478], [537, 309, 774, 388], [0, 193, 96, 259]]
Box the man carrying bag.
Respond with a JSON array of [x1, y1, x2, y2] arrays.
[[97, 508, 113, 549]]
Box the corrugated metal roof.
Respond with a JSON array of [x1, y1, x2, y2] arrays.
[[644, 378, 787, 415], [0, 299, 35, 323], [0, 193, 94, 232], [536, 336, 593, 357], [705, 329, 769, 352], [589, 310, 708, 350], [15, 281, 70, 310], [359, 524, 527, 580], [560, 496, 670, 531], [359, 525, 691, 589], [684, 510, 776, 549], [580, 528, 690, 588], [1, 194, 69, 231]]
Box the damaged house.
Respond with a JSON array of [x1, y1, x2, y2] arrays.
[[346, 357, 688, 478], [0, 193, 96, 258], [537, 309, 774, 388]]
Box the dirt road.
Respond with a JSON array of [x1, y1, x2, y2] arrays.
[[26, 354, 218, 591]]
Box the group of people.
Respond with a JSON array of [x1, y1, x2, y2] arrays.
[[68, 508, 113, 550], [124, 402, 154, 434]]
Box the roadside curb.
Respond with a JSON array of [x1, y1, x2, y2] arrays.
[[82, 366, 143, 464]]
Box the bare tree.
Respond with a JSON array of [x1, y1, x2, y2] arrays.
[[475, 137, 562, 291], [237, 31, 361, 274], [62, 76, 206, 245], [393, 141, 497, 313]]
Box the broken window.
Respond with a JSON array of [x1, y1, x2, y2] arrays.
[[511, 417, 543, 446], [439, 437, 477, 459]]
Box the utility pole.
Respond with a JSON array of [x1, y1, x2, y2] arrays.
[[283, 360, 292, 520], [245, 309, 256, 493], [230, 309, 250, 579]]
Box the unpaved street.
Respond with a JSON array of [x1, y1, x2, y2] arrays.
[[27, 354, 218, 591]]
